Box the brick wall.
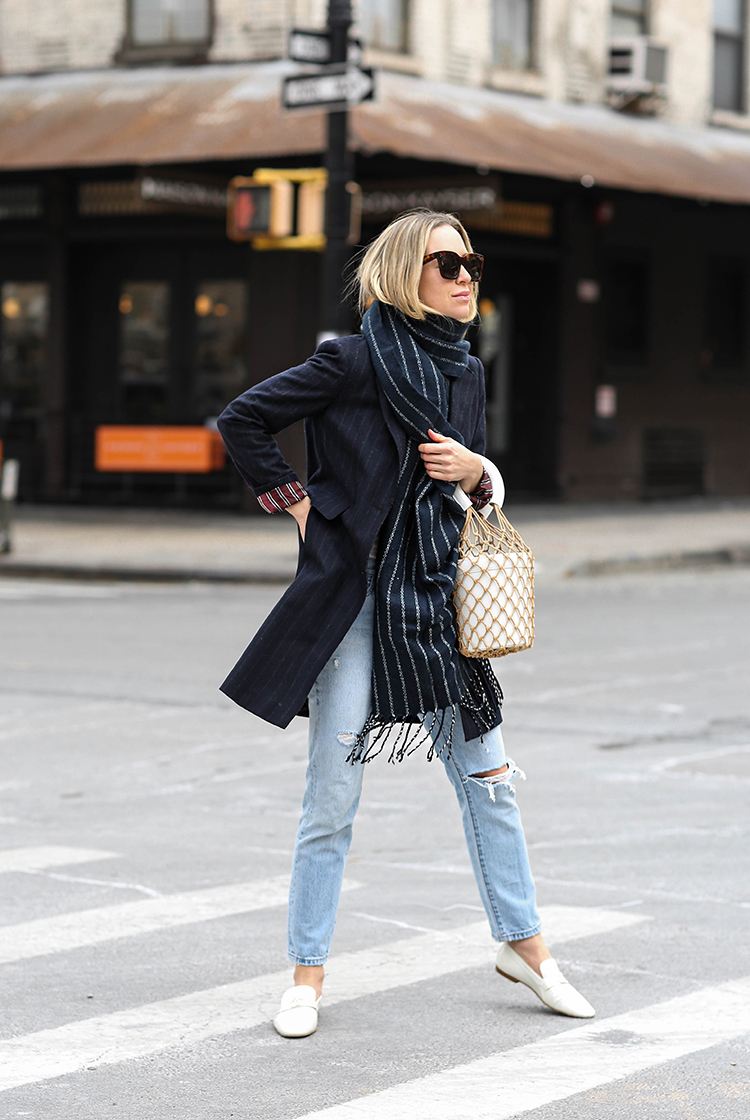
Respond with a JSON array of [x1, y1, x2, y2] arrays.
[[652, 0, 714, 127], [0, 0, 124, 72], [210, 0, 291, 63]]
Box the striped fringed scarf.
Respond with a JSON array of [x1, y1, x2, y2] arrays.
[[349, 301, 503, 764]]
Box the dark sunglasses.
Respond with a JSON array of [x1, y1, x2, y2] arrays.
[[423, 251, 484, 282]]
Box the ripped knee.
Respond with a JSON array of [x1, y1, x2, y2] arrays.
[[337, 731, 358, 747], [472, 765, 509, 779], [468, 760, 526, 801]]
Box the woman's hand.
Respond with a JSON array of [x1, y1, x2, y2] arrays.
[[286, 496, 312, 541], [418, 430, 484, 493]]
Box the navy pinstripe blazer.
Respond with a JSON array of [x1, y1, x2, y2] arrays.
[[217, 334, 488, 728]]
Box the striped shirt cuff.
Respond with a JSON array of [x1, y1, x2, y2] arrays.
[[468, 469, 493, 510], [256, 480, 308, 514]]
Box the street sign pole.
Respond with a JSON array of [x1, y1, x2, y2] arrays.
[[320, 0, 354, 342]]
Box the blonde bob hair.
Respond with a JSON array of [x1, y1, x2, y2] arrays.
[[355, 209, 479, 322]]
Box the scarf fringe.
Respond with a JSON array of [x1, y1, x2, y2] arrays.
[[346, 707, 457, 765], [460, 660, 505, 732], [345, 665, 504, 767]]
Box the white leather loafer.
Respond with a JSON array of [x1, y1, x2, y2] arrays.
[[496, 942, 595, 1018], [273, 985, 322, 1038]]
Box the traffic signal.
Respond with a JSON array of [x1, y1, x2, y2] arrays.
[[226, 169, 360, 250], [227, 177, 294, 241]]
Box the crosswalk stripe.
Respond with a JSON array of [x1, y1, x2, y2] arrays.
[[0, 905, 644, 1092], [0, 877, 360, 965], [0, 847, 118, 874], [293, 976, 750, 1119]]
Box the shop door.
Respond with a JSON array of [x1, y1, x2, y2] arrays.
[[472, 258, 559, 498], [70, 242, 250, 505], [0, 253, 49, 500]]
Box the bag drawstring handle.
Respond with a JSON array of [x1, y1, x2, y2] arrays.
[[452, 455, 505, 517]]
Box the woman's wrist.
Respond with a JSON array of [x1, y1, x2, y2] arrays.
[[459, 455, 485, 493]]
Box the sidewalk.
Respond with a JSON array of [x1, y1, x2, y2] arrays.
[[1, 497, 750, 583]]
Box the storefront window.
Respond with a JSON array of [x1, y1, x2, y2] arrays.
[[714, 0, 745, 112], [193, 281, 247, 421], [610, 0, 647, 37], [118, 281, 170, 422], [0, 282, 48, 426], [492, 0, 533, 70], [130, 0, 211, 47], [360, 0, 410, 53]]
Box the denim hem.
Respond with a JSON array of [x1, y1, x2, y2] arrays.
[[288, 954, 328, 966], [497, 924, 543, 943]]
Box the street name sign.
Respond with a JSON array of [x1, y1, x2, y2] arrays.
[[288, 29, 363, 65], [282, 64, 376, 112]]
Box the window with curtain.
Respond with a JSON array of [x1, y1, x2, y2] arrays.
[[492, 0, 533, 70], [130, 0, 211, 47], [360, 0, 410, 53], [610, 0, 648, 38], [713, 0, 745, 111]]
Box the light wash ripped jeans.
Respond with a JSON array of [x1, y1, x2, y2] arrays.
[[288, 559, 541, 965]]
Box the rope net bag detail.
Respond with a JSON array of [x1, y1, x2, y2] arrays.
[[453, 505, 535, 659]]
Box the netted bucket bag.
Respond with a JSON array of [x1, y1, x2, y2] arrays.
[[452, 458, 535, 659]]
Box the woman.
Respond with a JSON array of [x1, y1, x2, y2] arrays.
[[217, 209, 594, 1038]]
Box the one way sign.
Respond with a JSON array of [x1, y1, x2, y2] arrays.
[[283, 64, 376, 112]]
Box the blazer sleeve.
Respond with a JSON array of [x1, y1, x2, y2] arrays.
[[217, 339, 349, 497]]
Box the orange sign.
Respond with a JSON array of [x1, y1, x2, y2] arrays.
[[95, 426, 226, 473]]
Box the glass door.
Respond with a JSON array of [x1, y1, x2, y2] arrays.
[[70, 241, 250, 505], [193, 279, 248, 422], [118, 280, 171, 422], [470, 256, 560, 498], [0, 281, 49, 498]]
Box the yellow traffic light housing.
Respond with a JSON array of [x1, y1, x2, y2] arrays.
[[227, 168, 328, 250]]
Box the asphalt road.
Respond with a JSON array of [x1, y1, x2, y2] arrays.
[[1, 567, 749, 1118]]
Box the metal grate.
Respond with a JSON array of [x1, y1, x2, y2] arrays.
[[643, 429, 704, 496]]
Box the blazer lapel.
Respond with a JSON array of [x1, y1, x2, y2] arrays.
[[376, 379, 407, 466]]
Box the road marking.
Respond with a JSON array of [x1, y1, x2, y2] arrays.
[[0, 905, 644, 1091], [293, 976, 750, 1119], [0, 877, 361, 965], [0, 847, 118, 874]]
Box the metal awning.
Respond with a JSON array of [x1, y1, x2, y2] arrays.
[[2, 60, 750, 205]]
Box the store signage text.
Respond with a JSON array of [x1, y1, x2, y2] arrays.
[[361, 184, 498, 219], [139, 177, 227, 211]]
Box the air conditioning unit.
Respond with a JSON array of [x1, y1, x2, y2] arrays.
[[607, 37, 668, 95]]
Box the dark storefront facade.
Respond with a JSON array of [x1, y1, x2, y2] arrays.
[[1, 65, 749, 507], [0, 159, 568, 506]]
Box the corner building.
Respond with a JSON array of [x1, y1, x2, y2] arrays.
[[0, 0, 749, 505]]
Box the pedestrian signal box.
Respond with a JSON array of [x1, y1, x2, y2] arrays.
[[227, 169, 360, 250], [227, 169, 329, 250], [227, 178, 294, 241]]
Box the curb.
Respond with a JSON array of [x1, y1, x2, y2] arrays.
[[566, 545, 750, 578], [0, 562, 295, 585], [2, 544, 749, 584]]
